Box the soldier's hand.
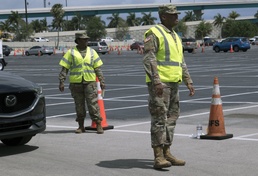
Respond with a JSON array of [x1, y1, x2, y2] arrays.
[[154, 83, 163, 97], [187, 83, 195, 96], [100, 82, 105, 90], [59, 82, 64, 92]]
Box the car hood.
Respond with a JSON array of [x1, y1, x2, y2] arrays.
[[0, 71, 38, 93]]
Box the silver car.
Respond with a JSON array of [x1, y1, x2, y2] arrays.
[[87, 41, 109, 55], [25, 46, 54, 56]]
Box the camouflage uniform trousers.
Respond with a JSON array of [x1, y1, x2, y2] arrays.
[[69, 82, 103, 123], [147, 82, 180, 147]]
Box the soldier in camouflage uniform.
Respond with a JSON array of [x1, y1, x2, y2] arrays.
[[59, 33, 105, 134], [143, 5, 195, 169]]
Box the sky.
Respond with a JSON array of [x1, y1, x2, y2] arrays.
[[0, 0, 257, 23]]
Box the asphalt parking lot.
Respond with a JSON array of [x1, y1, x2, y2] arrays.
[[0, 45, 258, 176]]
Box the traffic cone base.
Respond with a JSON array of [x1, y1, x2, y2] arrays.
[[200, 77, 233, 140]]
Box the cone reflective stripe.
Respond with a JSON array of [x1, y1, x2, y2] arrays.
[[85, 78, 114, 131], [200, 77, 233, 140]]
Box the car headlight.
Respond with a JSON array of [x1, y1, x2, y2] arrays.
[[35, 86, 43, 95]]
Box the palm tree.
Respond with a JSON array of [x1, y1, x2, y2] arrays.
[[0, 20, 15, 33], [213, 13, 225, 38], [254, 10, 258, 19], [126, 12, 141, 26], [228, 11, 240, 20], [182, 11, 196, 22], [141, 12, 157, 25], [107, 13, 123, 28], [195, 21, 213, 40], [50, 3, 65, 49]]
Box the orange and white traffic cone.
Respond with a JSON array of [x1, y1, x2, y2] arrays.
[[13, 49, 16, 56], [230, 44, 234, 53], [200, 77, 233, 140], [85, 78, 114, 131], [201, 46, 204, 53]]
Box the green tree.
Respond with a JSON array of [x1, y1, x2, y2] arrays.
[[254, 10, 258, 21], [115, 19, 129, 41], [126, 12, 141, 26], [213, 13, 225, 38], [222, 19, 258, 37], [182, 11, 196, 22], [107, 13, 123, 28], [195, 21, 213, 39], [141, 12, 157, 25], [228, 11, 240, 20], [50, 3, 65, 49], [86, 16, 107, 41], [0, 20, 15, 33], [174, 20, 187, 36]]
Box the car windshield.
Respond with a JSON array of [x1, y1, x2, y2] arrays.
[[100, 42, 107, 46]]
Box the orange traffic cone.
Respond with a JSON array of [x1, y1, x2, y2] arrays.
[[85, 78, 114, 131], [201, 46, 204, 53], [13, 49, 16, 56], [230, 45, 234, 53], [38, 50, 41, 57], [200, 77, 233, 140]]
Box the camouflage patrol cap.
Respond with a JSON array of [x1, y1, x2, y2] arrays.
[[75, 32, 89, 39], [159, 4, 181, 15]]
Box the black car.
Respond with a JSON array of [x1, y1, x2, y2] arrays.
[[130, 41, 144, 50], [0, 71, 46, 146], [200, 38, 217, 46], [2, 45, 11, 56]]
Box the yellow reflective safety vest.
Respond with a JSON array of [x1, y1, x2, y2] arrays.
[[144, 25, 183, 83], [59, 47, 103, 83]]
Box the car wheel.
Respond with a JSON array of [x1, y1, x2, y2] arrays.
[[214, 46, 220, 53], [25, 51, 30, 56], [102, 53, 106, 55], [242, 49, 247, 52], [5, 53, 9, 56], [1, 136, 33, 146], [233, 46, 239, 52], [188, 49, 193, 53], [0, 61, 4, 71]]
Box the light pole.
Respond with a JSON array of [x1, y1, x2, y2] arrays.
[[24, 0, 28, 26]]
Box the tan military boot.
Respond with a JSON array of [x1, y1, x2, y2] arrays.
[[163, 145, 186, 166], [153, 146, 172, 169], [96, 122, 104, 134], [75, 120, 85, 134]]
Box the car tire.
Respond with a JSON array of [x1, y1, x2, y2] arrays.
[[233, 46, 239, 52], [0, 61, 4, 71], [188, 49, 193, 53], [214, 46, 220, 53], [5, 53, 9, 56], [1, 136, 33, 146], [25, 51, 30, 56]]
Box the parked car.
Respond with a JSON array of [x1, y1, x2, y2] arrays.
[[33, 37, 49, 42], [251, 38, 258, 45], [101, 37, 114, 42], [130, 41, 144, 50], [2, 45, 12, 56], [25, 46, 54, 56], [182, 37, 197, 53], [87, 41, 109, 55], [200, 38, 218, 46], [0, 71, 46, 146], [213, 37, 251, 53]]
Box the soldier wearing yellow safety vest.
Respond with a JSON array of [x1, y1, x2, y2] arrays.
[[143, 5, 195, 169], [58, 33, 105, 134]]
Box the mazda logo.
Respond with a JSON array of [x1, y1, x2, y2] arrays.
[[5, 95, 17, 107]]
